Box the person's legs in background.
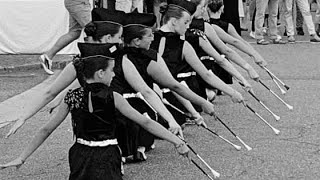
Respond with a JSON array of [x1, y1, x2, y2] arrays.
[[282, 0, 296, 43], [249, 0, 256, 38], [239, 0, 248, 30], [268, 0, 286, 43], [296, 0, 320, 41], [40, 0, 91, 75], [255, 0, 270, 44], [296, 1, 305, 35]]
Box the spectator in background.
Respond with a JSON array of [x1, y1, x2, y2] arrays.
[[282, 0, 320, 43], [255, 0, 286, 45]]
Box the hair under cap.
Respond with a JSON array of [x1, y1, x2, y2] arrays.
[[91, 8, 126, 26], [122, 11, 156, 44], [167, 0, 197, 15]]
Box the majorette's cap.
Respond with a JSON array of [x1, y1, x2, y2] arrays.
[[123, 10, 156, 28], [78, 43, 119, 58], [91, 8, 126, 26], [167, 0, 197, 15]]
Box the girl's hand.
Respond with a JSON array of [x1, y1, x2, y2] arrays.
[[0, 158, 25, 170], [193, 114, 208, 128], [231, 91, 244, 103], [175, 143, 190, 158], [168, 121, 183, 138]]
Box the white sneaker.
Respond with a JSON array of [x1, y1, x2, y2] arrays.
[[39, 54, 54, 75], [249, 31, 255, 39]]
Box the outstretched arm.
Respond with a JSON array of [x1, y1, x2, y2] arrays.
[[122, 56, 182, 136], [6, 63, 77, 137], [213, 24, 266, 67], [199, 37, 252, 91], [0, 102, 69, 170], [227, 24, 267, 67], [203, 22, 259, 81], [147, 55, 214, 115], [183, 41, 244, 103], [113, 92, 189, 156]]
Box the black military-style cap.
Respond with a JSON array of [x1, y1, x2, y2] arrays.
[[91, 8, 126, 26], [123, 10, 156, 28]]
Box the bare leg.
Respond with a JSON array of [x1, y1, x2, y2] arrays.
[[45, 30, 81, 60]]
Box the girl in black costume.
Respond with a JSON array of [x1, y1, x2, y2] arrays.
[[206, 0, 267, 67], [111, 11, 216, 161], [150, 0, 244, 114], [186, 0, 260, 83], [4, 8, 128, 137], [0, 55, 190, 180]]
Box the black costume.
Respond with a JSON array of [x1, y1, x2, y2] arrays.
[[187, 18, 233, 87], [220, 0, 240, 34], [110, 47, 158, 159], [209, 18, 229, 32], [151, 30, 202, 114], [65, 79, 122, 180]]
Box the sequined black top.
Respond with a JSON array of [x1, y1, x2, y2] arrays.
[[64, 83, 116, 141], [150, 30, 193, 78], [110, 46, 157, 95]]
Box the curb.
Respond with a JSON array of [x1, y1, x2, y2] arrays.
[[0, 60, 72, 73]]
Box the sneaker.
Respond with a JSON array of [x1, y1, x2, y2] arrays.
[[257, 39, 270, 45], [249, 31, 255, 39], [310, 34, 320, 43], [39, 54, 54, 75], [287, 36, 295, 44], [296, 27, 304, 36], [270, 37, 286, 44]]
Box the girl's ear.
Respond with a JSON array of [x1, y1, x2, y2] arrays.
[[104, 34, 112, 42], [171, 18, 177, 26], [132, 38, 141, 46], [96, 69, 105, 79]]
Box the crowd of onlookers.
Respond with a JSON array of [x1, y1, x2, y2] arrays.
[[96, 0, 320, 44]]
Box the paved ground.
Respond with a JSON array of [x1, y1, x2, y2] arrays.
[[0, 31, 320, 180]]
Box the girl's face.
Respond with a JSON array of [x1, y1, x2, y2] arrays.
[[173, 11, 191, 35], [194, 0, 207, 18], [101, 60, 115, 86], [138, 28, 154, 50], [107, 26, 123, 44]]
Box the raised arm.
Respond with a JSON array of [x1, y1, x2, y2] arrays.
[[113, 92, 189, 156], [122, 56, 182, 136], [203, 22, 259, 81], [6, 63, 77, 137], [183, 41, 244, 103], [147, 54, 214, 115], [0, 102, 69, 170]]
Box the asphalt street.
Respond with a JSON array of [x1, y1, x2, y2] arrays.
[[0, 41, 320, 180]]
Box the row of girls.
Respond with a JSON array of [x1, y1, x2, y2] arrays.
[[0, 0, 267, 179]]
